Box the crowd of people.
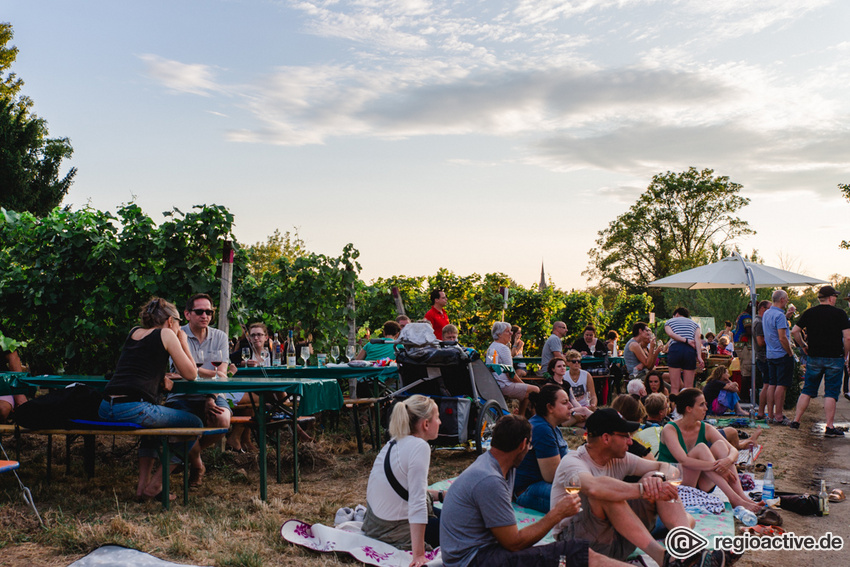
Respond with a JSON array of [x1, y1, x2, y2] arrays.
[[3, 283, 849, 567]]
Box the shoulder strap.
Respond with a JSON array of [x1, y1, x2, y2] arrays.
[[384, 440, 409, 501]]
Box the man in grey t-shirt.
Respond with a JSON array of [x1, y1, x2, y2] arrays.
[[539, 321, 567, 376], [440, 415, 626, 567]]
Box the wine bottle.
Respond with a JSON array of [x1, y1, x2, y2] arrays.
[[272, 331, 281, 366], [286, 330, 296, 368]]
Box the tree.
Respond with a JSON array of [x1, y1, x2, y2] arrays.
[[0, 23, 75, 215], [244, 228, 306, 277], [586, 167, 753, 314]]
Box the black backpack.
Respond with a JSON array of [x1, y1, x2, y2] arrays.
[[14, 384, 104, 429]]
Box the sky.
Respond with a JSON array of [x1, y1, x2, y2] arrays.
[[5, 0, 850, 290]]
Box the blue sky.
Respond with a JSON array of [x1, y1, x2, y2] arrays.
[[6, 0, 849, 290]]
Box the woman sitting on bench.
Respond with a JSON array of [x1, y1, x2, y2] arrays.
[[98, 297, 202, 500]]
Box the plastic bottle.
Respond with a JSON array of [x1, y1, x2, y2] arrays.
[[272, 332, 281, 366], [819, 480, 829, 516], [286, 330, 296, 368], [762, 463, 775, 500], [748, 406, 756, 428], [733, 506, 758, 527], [557, 555, 567, 567]]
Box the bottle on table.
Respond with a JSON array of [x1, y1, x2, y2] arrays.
[[272, 332, 281, 366], [287, 330, 296, 368], [762, 463, 775, 500], [819, 480, 829, 516]]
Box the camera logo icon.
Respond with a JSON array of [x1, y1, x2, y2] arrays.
[[665, 526, 708, 559]]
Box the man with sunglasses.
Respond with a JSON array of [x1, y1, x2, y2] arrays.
[[551, 409, 737, 567], [164, 293, 236, 487]]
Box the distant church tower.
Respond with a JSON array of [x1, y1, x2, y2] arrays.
[[539, 262, 547, 291]]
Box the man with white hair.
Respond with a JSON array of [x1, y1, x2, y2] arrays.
[[540, 321, 567, 376], [487, 321, 538, 415], [762, 290, 795, 425]]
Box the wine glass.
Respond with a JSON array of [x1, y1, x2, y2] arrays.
[[241, 347, 251, 365], [566, 475, 582, 513], [668, 464, 682, 501], [210, 349, 225, 380], [195, 350, 205, 369], [345, 345, 356, 363], [330, 345, 340, 364], [300, 346, 311, 367]]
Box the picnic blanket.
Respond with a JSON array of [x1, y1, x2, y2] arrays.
[[67, 545, 209, 567]]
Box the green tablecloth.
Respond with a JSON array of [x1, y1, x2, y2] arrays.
[[18, 374, 344, 416], [0, 373, 36, 397], [233, 365, 397, 382]]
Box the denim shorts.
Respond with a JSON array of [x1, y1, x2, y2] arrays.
[[471, 538, 588, 567], [801, 357, 844, 400], [515, 480, 553, 513], [767, 355, 794, 387], [667, 341, 697, 371], [98, 399, 203, 461]]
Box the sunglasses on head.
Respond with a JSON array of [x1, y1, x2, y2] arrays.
[[191, 309, 214, 316]]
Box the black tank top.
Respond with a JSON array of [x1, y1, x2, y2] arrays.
[[104, 328, 169, 403]]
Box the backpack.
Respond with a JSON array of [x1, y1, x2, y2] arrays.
[[14, 384, 104, 429]]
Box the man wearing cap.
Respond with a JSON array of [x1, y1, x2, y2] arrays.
[[440, 414, 628, 567], [789, 286, 850, 436], [551, 409, 735, 567]]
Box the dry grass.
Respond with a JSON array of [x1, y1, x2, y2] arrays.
[[0, 417, 480, 567]]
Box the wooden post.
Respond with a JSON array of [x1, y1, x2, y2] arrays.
[[346, 277, 356, 348], [219, 241, 233, 337], [391, 286, 406, 317]]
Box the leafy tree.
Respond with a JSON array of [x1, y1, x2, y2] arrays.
[[0, 23, 75, 215], [244, 228, 306, 277], [586, 167, 753, 315], [556, 291, 608, 345]]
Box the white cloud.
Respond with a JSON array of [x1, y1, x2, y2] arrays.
[[138, 54, 220, 96]]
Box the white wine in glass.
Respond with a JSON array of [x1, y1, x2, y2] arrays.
[[565, 475, 582, 495]]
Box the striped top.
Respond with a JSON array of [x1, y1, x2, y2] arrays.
[[665, 317, 699, 342]]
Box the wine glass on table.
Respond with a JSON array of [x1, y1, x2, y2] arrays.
[[300, 346, 311, 367], [210, 349, 224, 380], [241, 347, 252, 366], [330, 345, 340, 364], [345, 345, 356, 363]]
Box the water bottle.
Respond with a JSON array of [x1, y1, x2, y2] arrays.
[[762, 463, 775, 500], [748, 406, 756, 428], [286, 330, 296, 368], [272, 332, 281, 366], [733, 506, 758, 527], [557, 555, 567, 567]]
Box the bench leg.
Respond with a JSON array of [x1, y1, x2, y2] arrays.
[[258, 394, 267, 501], [350, 406, 364, 454], [292, 398, 299, 494], [183, 439, 191, 506], [83, 435, 95, 478], [161, 439, 170, 511]]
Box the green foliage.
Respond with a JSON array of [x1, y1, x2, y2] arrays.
[[243, 228, 306, 277], [586, 167, 754, 313], [607, 292, 654, 340], [0, 23, 24, 103], [0, 204, 234, 374], [840, 183, 850, 250], [0, 328, 25, 352], [556, 291, 606, 344]]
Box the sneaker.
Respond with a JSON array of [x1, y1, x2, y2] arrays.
[[353, 504, 367, 522], [844, 393, 850, 402], [789, 421, 800, 430], [825, 427, 845, 438], [774, 417, 791, 426], [334, 507, 354, 526]]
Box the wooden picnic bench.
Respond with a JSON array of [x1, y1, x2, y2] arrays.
[[0, 423, 227, 509]]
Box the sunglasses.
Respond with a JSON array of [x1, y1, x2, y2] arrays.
[[191, 309, 214, 316]]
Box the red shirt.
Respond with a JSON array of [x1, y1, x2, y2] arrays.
[[424, 307, 450, 340]]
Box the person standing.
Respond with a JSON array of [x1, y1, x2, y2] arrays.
[[663, 308, 703, 394], [540, 321, 568, 375], [424, 290, 449, 341], [762, 290, 795, 425], [789, 286, 850, 436], [752, 300, 772, 420]]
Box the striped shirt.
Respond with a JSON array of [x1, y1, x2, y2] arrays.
[[665, 317, 699, 342]]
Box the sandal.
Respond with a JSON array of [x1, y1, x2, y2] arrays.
[[757, 509, 783, 526], [753, 463, 767, 472], [829, 489, 846, 503]]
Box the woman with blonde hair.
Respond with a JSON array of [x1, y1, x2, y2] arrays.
[[363, 395, 442, 567], [99, 297, 202, 500]]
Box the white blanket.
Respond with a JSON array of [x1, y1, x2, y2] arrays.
[[281, 519, 443, 567]]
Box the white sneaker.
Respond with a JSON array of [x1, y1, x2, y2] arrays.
[[334, 507, 354, 526], [353, 504, 367, 522]]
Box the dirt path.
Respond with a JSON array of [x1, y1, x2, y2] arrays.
[[737, 395, 850, 567]]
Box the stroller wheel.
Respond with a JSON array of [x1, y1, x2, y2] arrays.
[[475, 401, 503, 454]]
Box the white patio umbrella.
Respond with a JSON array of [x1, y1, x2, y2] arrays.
[[649, 251, 829, 407]]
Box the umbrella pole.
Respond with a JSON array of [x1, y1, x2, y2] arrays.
[[733, 252, 759, 412]]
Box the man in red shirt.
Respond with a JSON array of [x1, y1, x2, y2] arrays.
[[424, 289, 450, 340]]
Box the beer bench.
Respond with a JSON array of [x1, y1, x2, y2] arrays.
[[0, 423, 227, 509]]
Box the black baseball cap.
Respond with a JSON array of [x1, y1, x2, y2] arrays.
[[818, 285, 839, 298], [586, 408, 641, 437]]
